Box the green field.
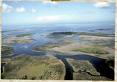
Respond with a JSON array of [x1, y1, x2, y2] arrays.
[[72, 45, 109, 54], [16, 33, 32, 37]]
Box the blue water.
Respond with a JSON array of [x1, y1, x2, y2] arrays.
[[3, 22, 115, 34]]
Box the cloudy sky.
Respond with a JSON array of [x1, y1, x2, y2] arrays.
[[2, 0, 115, 26]]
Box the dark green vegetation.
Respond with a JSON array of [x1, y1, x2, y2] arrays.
[[47, 32, 77, 39], [1, 55, 65, 80], [77, 32, 114, 37], [48, 32, 114, 37], [50, 32, 77, 35], [72, 46, 109, 54], [16, 33, 32, 37], [1, 45, 13, 57]]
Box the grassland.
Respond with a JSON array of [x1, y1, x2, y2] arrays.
[[72, 45, 109, 54], [79, 35, 114, 48], [33, 44, 60, 51], [2, 55, 65, 80], [1, 45, 13, 57], [16, 33, 32, 37]]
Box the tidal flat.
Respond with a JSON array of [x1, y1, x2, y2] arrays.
[[2, 33, 33, 45], [1, 31, 115, 80]]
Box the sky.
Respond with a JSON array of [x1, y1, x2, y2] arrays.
[[2, 0, 115, 26]]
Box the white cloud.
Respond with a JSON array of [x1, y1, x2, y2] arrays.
[[16, 7, 26, 13], [37, 15, 61, 23], [72, 0, 115, 3], [108, 0, 115, 3], [94, 2, 110, 8], [42, 1, 58, 5], [31, 8, 37, 13], [2, 3, 13, 13]]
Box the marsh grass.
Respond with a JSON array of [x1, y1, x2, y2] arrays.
[[1, 45, 13, 56], [67, 59, 100, 74], [72, 46, 109, 54], [49, 32, 114, 37], [67, 59, 110, 80], [33, 44, 60, 51], [2, 55, 65, 80], [16, 34, 32, 37]]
